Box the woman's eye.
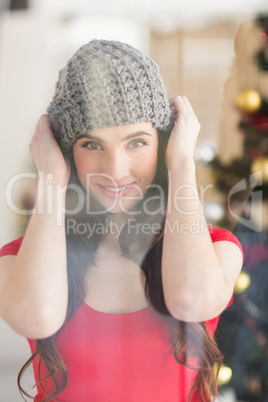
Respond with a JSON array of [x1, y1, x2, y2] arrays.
[[129, 139, 148, 148], [82, 141, 102, 150]]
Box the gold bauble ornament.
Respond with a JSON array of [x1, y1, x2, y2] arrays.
[[251, 156, 268, 183], [234, 271, 251, 294], [217, 364, 232, 387], [236, 89, 262, 113]]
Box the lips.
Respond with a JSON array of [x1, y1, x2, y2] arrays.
[[102, 185, 129, 193], [97, 183, 135, 199]]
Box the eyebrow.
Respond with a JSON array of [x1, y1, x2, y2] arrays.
[[77, 131, 153, 143]]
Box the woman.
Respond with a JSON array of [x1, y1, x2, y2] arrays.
[[0, 39, 243, 401]]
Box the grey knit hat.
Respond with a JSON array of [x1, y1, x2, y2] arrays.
[[47, 39, 173, 153]]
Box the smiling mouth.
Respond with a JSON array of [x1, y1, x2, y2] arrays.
[[97, 183, 135, 198], [102, 185, 129, 193]]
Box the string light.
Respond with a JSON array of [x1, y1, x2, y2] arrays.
[[234, 271, 251, 294], [217, 364, 232, 386]]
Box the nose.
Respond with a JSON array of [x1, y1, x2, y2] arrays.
[[103, 150, 130, 184]]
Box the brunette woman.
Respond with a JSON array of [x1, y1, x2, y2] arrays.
[[0, 39, 243, 401]]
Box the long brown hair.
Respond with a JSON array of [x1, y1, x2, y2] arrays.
[[18, 130, 223, 401]]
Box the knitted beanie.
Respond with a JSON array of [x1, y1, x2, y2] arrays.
[[47, 39, 173, 153]]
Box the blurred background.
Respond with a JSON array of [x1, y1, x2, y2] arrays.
[[1, 0, 268, 400]]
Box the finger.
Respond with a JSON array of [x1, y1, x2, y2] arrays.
[[35, 115, 44, 133], [181, 96, 196, 116], [38, 114, 57, 132], [171, 110, 179, 118], [51, 118, 60, 141], [170, 107, 179, 119], [169, 96, 183, 107], [63, 153, 71, 168], [169, 97, 176, 106], [38, 114, 53, 135], [169, 96, 187, 114], [51, 118, 60, 133], [39, 115, 61, 142]]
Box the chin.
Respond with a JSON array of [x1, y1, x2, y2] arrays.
[[89, 187, 145, 215], [98, 200, 139, 215]]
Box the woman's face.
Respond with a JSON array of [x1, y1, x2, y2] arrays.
[[72, 122, 158, 214]]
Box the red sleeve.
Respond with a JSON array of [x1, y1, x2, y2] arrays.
[[206, 226, 244, 317], [0, 237, 23, 257], [208, 226, 244, 263]]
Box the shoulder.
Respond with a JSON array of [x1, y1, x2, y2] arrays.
[[0, 237, 24, 297], [208, 226, 242, 246], [208, 226, 243, 259], [0, 237, 24, 257], [0, 237, 24, 275]]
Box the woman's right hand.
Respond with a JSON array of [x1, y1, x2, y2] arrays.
[[29, 114, 71, 186]]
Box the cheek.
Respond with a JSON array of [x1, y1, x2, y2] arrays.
[[73, 155, 99, 186], [139, 150, 158, 182]]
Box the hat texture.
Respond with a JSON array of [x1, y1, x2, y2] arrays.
[[47, 39, 173, 152]]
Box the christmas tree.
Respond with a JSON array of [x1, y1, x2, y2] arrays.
[[211, 14, 268, 401]]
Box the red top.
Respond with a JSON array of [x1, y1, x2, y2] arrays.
[[0, 228, 243, 402]]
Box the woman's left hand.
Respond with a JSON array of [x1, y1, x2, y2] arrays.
[[166, 96, 201, 170]]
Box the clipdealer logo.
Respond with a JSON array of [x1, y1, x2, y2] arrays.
[[228, 171, 263, 232], [5, 170, 264, 233]]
